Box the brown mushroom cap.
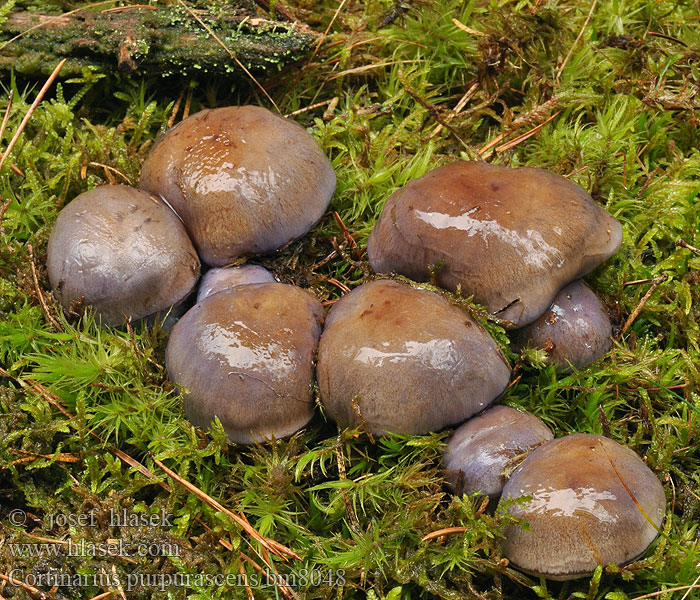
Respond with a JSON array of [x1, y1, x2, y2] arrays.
[[47, 185, 200, 327], [367, 161, 622, 328], [499, 433, 666, 580], [139, 105, 336, 266], [196, 265, 275, 302], [511, 280, 613, 372], [443, 405, 552, 498], [316, 280, 511, 436], [166, 282, 325, 444]]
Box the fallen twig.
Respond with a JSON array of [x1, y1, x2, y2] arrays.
[[619, 274, 669, 336], [494, 111, 561, 153], [307, 0, 347, 67], [421, 526, 468, 542], [561, 383, 687, 393], [151, 455, 299, 561], [624, 277, 660, 287], [451, 18, 487, 37], [676, 238, 700, 256], [27, 243, 64, 332], [630, 582, 700, 600], [333, 211, 358, 250], [326, 276, 351, 293], [0, 571, 62, 600], [260, 546, 299, 600], [285, 98, 334, 118], [647, 31, 688, 47], [87, 162, 133, 185], [9, 448, 80, 465], [86, 592, 113, 600], [426, 80, 479, 140]]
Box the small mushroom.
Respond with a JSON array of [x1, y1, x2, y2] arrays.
[[511, 280, 613, 372], [140, 105, 336, 266], [47, 185, 200, 327], [316, 280, 511, 436], [166, 282, 325, 444], [443, 405, 552, 498], [367, 161, 622, 328], [196, 265, 275, 302], [499, 433, 666, 580]]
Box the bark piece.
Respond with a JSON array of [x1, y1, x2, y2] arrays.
[[0, 4, 316, 77]]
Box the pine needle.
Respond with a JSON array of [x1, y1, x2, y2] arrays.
[[176, 0, 279, 112], [0, 59, 66, 172]]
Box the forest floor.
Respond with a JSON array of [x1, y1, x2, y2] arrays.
[[0, 0, 699, 599]]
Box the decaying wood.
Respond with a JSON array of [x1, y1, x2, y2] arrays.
[[0, 3, 317, 78]]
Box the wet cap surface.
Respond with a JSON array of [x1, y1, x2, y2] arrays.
[[512, 280, 613, 372], [47, 185, 200, 327], [140, 105, 336, 266], [368, 161, 622, 328], [196, 265, 275, 302], [166, 282, 325, 444], [444, 405, 553, 498], [499, 433, 666, 580], [317, 279, 511, 436]]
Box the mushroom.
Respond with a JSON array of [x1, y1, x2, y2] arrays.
[[443, 405, 552, 499], [139, 105, 336, 266], [47, 185, 200, 327], [196, 265, 275, 302], [166, 282, 325, 444], [499, 433, 666, 580], [367, 161, 622, 328], [511, 280, 613, 372], [316, 280, 511, 436]]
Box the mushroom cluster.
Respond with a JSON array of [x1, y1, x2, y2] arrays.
[[47, 105, 334, 327], [46, 107, 664, 582], [47, 104, 336, 444], [366, 160, 663, 579]]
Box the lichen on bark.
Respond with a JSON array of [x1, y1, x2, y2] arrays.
[[0, 2, 317, 77]]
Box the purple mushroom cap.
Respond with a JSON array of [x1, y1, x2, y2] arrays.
[[367, 161, 622, 328], [139, 105, 336, 266], [511, 280, 613, 372], [166, 282, 325, 444], [47, 185, 200, 327], [499, 433, 666, 580], [196, 265, 275, 302], [316, 280, 511, 436], [443, 405, 553, 498]]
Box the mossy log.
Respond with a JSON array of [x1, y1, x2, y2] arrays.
[[0, 3, 317, 78]]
